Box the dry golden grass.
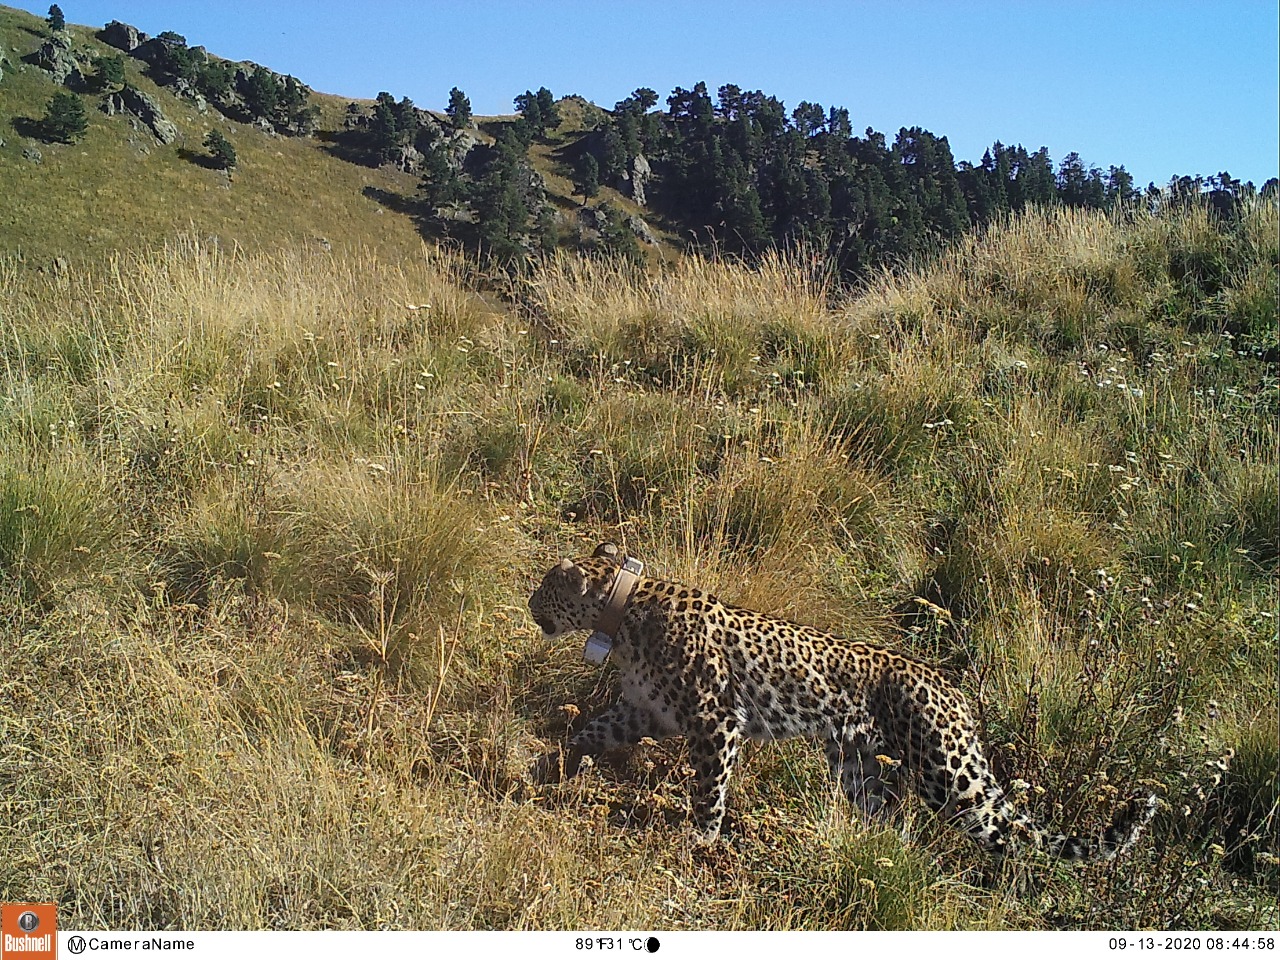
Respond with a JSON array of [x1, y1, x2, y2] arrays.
[[1, 201, 1276, 930]]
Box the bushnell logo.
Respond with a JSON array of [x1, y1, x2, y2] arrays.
[[1, 903, 57, 960]]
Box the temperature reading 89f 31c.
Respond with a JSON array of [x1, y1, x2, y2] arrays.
[[575, 936, 660, 952]]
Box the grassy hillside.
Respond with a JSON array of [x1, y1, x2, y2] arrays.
[[0, 5, 652, 265], [0, 6, 435, 261], [1, 193, 1276, 929]]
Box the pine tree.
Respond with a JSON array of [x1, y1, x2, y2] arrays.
[[470, 129, 534, 259], [631, 88, 658, 111], [826, 106, 852, 140], [599, 122, 627, 181], [197, 60, 235, 103], [243, 70, 281, 122], [1105, 165, 1136, 209], [574, 152, 599, 199], [792, 101, 826, 137], [420, 141, 461, 210], [93, 54, 125, 92], [535, 87, 559, 131], [42, 91, 87, 143], [615, 113, 641, 160], [279, 76, 318, 134], [152, 32, 201, 86], [46, 4, 64, 32], [535, 204, 559, 255], [447, 87, 472, 131], [393, 96, 419, 140], [514, 87, 559, 139], [203, 129, 237, 170], [370, 92, 399, 156], [1020, 148, 1058, 206], [1057, 152, 1089, 206], [598, 204, 643, 264]]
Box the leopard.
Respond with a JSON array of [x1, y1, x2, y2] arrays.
[[528, 543, 1157, 862]]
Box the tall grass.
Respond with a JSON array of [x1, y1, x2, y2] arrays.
[[1, 200, 1276, 930]]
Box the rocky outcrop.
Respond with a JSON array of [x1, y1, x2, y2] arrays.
[[605, 150, 653, 206], [103, 87, 179, 144], [579, 207, 608, 232], [627, 214, 658, 245], [0, 42, 9, 83], [630, 153, 652, 206], [96, 22, 314, 138], [128, 35, 169, 69], [64, 65, 89, 92], [343, 104, 367, 131], [389, 144, 424, 173], [447, 129, 479, 171], [99, 20, 144, 53], [170, 79, 208, 113], [31, 33, 76, 85]]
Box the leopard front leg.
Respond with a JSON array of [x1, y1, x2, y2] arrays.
[[532, 701, 663, 783], [687, 714, 743, 842]]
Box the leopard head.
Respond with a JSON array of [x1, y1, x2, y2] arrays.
[[528, 543, 624, 640]]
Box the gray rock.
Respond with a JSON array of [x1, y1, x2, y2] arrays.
[[390, 144, 423, 173], [343, 104, 367, 130], [110, 87, 179, 144], [32, 34, 75, 85], [22, 145, 43, 164], [130, 36, 168, 67], [412, 106, 445, 136], [518, 165, 548, 210], [447, 129, 479, 170], [627, 214, 658, 245], [630, 153, 652, 207], [100, 20, 145, 53], [168, 78, 209, 114], [579, 207, 608, 232]]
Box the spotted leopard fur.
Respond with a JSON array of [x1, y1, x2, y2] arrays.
[[529, 543, 1157, 861]]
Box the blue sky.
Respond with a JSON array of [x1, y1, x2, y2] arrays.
[[14, 1, 1279, 188]]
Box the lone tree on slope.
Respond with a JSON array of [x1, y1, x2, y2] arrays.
[[573, 151, 599, 200], [203, 129, 237, 170], [42, 91, 87, 143]]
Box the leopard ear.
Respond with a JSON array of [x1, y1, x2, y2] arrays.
[[593, 542, 620, 559], [556, 558, 589, 595]]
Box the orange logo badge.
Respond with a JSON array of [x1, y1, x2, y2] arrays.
[[1, 904, 56, 960]]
